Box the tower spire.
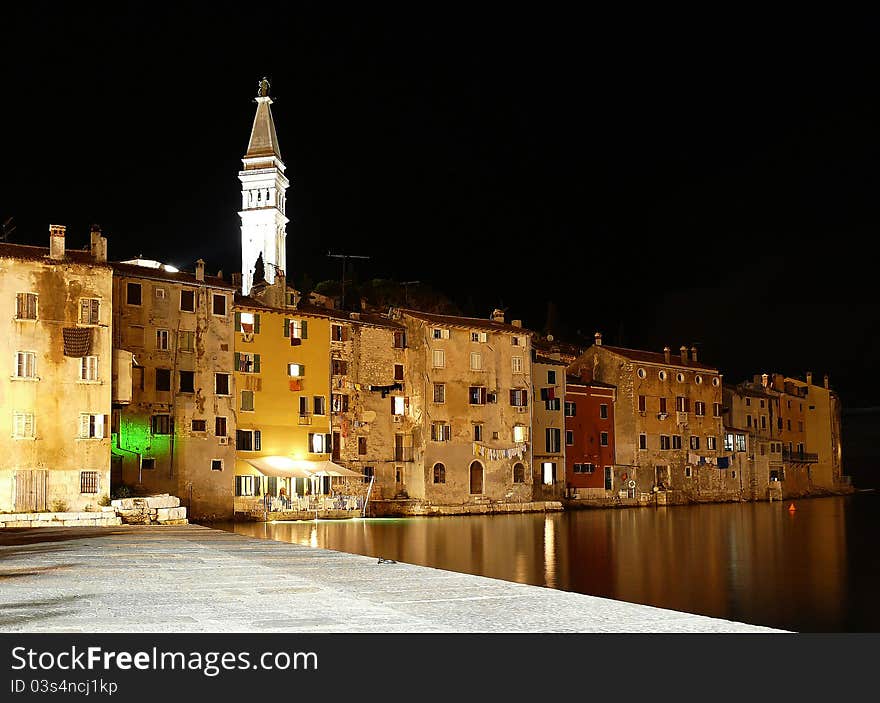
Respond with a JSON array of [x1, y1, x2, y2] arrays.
[[238, 77, 290, 296]]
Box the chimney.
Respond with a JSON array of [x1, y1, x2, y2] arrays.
[[232, 272, 242, 291], [511, 319, 522, 328], [806, 371, 813, 386], [663, 346, 671, 364], [195, 259, 205, 282], [89, 224, 107, 262], [824, 374, 830, 389], [690, 346, 698, 362], [216, 270, 223, 280], [679, 345, 688, 364], [48, 224, 66, 260], [595, 331, 603, 346], [761, 373, 769, 388], [491, 308, 505, 323]]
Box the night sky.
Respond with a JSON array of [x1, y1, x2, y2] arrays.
[[4, 6, 880, 408]]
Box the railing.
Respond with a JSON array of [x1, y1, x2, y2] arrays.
[[298, 414, 312, 425], [394, 447, 413, 462], [782, 449, 819, 463]]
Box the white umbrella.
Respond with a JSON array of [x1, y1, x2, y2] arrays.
[[243, 456, 316, 478]]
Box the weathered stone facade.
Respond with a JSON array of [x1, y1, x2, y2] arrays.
[[111, 259, 237, 520], [0, 227, 113, 513], [531, 355, 567, 500]]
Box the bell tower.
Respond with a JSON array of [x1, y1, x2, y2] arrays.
[[239, 77, 289, 295]]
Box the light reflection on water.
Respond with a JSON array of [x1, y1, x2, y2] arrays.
[[215, 494, 880, 632]]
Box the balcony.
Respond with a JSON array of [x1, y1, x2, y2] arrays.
[[298, 414, 312, 426], [394, 447, 413, 462], [782, 449, 818, 463]]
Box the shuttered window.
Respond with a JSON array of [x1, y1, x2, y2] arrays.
[[79, 298, 100, 324], [16, 292, 38, 319]]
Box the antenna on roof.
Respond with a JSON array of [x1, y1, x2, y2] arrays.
[[327, 251, 370, 310], [0, 216, 16, 241]]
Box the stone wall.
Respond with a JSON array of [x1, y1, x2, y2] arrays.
[[110, 494, 188, 525], [0, 509, 122, 528]]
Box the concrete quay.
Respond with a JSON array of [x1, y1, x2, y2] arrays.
[[0, 524, 785, 633]]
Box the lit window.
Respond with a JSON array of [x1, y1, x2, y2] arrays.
[[735, 434, 747, 452], [392, 396, 406, 415], [431, 422, 451, 441], [513, 425, 528, 443], [288, 363, 305, 377], [309, 432, 329, 453], [80, 413, 105, 439], [542, 462, 556, 485], [724, 433, 735, 451]]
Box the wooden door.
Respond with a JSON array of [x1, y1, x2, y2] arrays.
[[14, 470, 48, 512], [469, 462, 483, 495]]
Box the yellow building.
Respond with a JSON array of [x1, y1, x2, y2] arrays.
[[232, 285, 332, 515], [0, 225, 113, 512]]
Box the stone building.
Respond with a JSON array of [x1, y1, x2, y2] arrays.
[[110, 257, 237, 520], [564, 376, 617, 499], [319, 308, 409, 501], [384, 308, 538, 512], [569, 334, 729, 503], [0, 225, 113, 512], [531, 352, 567, 500]]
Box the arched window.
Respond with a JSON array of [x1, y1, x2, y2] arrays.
[[469, 461, 484, 494], [433, 463, 446, 484], [512, 462, 525, 483]]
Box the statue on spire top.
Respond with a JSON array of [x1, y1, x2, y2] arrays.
[[257, 77, 270, 98]]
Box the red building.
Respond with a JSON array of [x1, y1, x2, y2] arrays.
[[565, 376, 616, 493]]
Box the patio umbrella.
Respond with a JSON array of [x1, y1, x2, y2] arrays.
[[305, 461, 364, 478], [243, 456, 316, 478]]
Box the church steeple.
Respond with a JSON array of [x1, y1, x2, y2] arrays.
[[238, 77, 290, 296]]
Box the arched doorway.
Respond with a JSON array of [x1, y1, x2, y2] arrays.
[[469, 461, 483, 495]]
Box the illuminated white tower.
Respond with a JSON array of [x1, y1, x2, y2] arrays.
[[239, 77, 289, 295]]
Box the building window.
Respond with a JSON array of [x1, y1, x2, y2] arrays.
[[677, 372, 685, 383], [599, 404, 608, 419], [731, 470, 736, 478], [14, 351, 36, 379], [637, 368, 646, 379], [660, 435, 671, 450], [433, 383, 446, 403], [513, 463, 525, 483], [470, 352, 483, 371], [685, 466, 692, 478], [151, 414, 171, 435], [285, 319, 308, 340], [358, 436, 368, 455], [180, 289, 195, 312], [746, 398, 752, 407], [236, 429, 262, 451], [179, 330, 195, 353], [308, 432, 331, 453], [432, 328, 450, 340], [211, 459, 223, 471], [601, 431, 609, 447], [512, 356, 524, 374], [77, 413, 104, 439], [541, 462, 556, 486], [676, 396, 689, 412], [155, 329, 170, 351], [724, 433, 735, 452], [659, 397, 668, 414], [566, 430, 574, 446], [332, 393, 349, 413], [787, 420, 792, 431], [690, 435, 700, 450], [713, 402, 722, 417], [509, 389, 528, 407], [235, 352, 260, 373], [288, 363, 305, 377], [761, 415, 767, 429], [212, 294, 227, 316], [141, 457, 156, 470], [471, 331, 487, 343], [638, 395, 646, 413], [80, 471, 99, 493], [565, 401, 577, 417], [299, 397, 309, 416], [695, 375, 703, 385], [241, 390, 255, 412], [179, 370, 195, 393], [13, 412, 35, 439], [469, 386, 487, 405], [474, 424, 483, 441], [16, 292, 38, 319], [191, 419, 207, 432], [391, 396, 406, 415], [393, 331, 407, 348], [735, 434, 747, 452], [546, 428, 561, 453], [363, 466, 374, 484], [659, 370, 667, 381], [672, 435, 681, 450], [79, 298, 100, 325], [313, 396, 326, 416], [712, 377, 720, 387], [214, 373, 230, 396], [235, 475, 255, 496], [432, 349, 445, 368], [707, 435, 717, 450], [431, 422, 451, 442], [215, 417, 227, 437], [798, 420, 804, 432], [513, 425, 528, 443], [155, 368, 171, 391], [80, 356, 99, 381], [331, 324, 348, 342], [394, 364, 404, 381], [694, 401, 705, 416], [433, 463, 446, 484], [126, 283, 142, 306], [546, 398, 561, 411], [573, 463, 595, 474], [547, 370, 557, 384], [154, 287, 166, 299], [639, 433, 647, 450]]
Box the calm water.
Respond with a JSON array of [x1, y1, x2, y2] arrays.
[[216, 493, 880, 632]]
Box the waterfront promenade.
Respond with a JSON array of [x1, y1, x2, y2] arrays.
[[0, 525, 783, 633]]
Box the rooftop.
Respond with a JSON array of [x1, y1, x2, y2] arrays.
[[596, 344, 718, 372], [111, 261, 236, 289], [395, 307, 531, 334], [0, 242, 108, 267]]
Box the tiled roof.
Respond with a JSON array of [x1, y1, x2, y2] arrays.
[[396, 308, 531, 334], [0, 242, 110, 267], [566, 375, 617, 390], [232, 297, 406, 330], [533, 354, 568, 367], [112, 261, 236, 289], [596, 344, 718, 372]]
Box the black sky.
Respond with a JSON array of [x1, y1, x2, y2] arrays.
[[4, 5, 880, 407]]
